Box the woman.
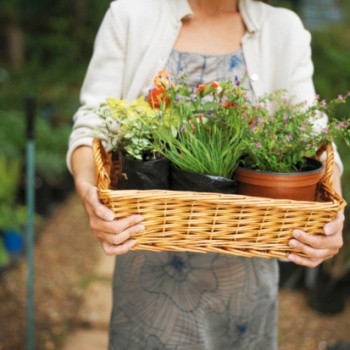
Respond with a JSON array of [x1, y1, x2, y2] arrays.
[[67, 0, 345, 348]]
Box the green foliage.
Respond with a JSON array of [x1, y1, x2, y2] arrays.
[[312, 26, 350, 106], [0, 155, 21, 204], [0, 110, 71, 185], [94, 97, 160, 161], [0, 204, 27, 231], [240, 91, 350, 172], [151, 78, 250, 178], [0, 153, 28, 231]]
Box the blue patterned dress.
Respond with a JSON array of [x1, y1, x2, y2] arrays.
[[109, 49, 279, 350]]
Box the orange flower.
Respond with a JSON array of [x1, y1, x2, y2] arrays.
[[211, 81, 219, 89], [154, 70, 172, 89], [221, 100, 238, 108], [147, 70, 174, 108], [196, 83, 207, 93], [147, 87, 171, 109]]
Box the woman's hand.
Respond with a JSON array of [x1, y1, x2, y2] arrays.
[[287, 211, 344, 268], [82, 184, 144, 256], [71, 146, 144, 256]]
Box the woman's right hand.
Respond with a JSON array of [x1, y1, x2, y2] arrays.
[[82, 184, 145, 255], [71, 146, 144, 256]]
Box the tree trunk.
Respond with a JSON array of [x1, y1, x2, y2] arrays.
[[4, 22, 25, 70]]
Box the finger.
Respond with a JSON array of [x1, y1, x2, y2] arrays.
[[96, 223, 145, 245], [291, 230, 329, 250], [90, 214, 144, 236], [287, 253, 323, 268], [324, 211, 345, 236], [94, 203, 115, 222], [289, 238, 330, 261], [85, 188, 115, 221], [292, 228, 343, 251], [100, 239, 136, 256], [113, 215, 145, 233]]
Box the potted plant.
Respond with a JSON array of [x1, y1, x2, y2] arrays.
[[94, 70, 350, 199], [147, 71, 250, 193], [235, 91, 350, 200], [147, 71, 350, 198], [93, 93, 170, 190]]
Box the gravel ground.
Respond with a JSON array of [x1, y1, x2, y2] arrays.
[[0, 194, 100, 350], [0, 193, 349, 350]]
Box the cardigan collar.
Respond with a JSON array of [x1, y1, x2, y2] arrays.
[[239, 0, 268, 33], [172, 0, 268, 33], [170, 0, 193, 22]]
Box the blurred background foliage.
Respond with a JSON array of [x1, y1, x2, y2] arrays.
[[0, 0, 349, 271], [0, 0, 111, 218]]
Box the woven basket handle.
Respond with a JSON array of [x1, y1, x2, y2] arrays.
[[316, 143, 334, 187], [92, 138, 112, 190]]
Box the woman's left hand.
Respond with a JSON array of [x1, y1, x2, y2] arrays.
[[287, 211, 345, 268]]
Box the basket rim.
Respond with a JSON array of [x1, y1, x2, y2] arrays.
[[93, 138, 346, 210]]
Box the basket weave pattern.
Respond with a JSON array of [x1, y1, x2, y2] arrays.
[[93, 139, 346, 258]]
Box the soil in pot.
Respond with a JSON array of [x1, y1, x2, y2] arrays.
[[235, 158, 325, 201]]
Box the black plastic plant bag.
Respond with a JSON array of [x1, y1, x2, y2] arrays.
[[170, 165, 238, 194], [117, 153, 170, 190]]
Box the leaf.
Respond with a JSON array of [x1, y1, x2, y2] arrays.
[[202, 102, 217, 111]]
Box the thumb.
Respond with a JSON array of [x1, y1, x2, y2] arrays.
[[86, 187, 115, 222], [324, 211, 344, 236], [95, 203, 115, 221]]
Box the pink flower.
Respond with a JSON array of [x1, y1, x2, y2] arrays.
[[283, 114, 288, 120], [339, 122, 345, 127], [300, 125, 307, 131], [322, 128, 329, 134], [258, 118, 265, 123], [256, 142, 262, 148], [286, 135, 292, 141], [338, 95, 344, 100], [321, 100, 327, 106], [315, 94, 320, 100], [251, 124, 258, 131]]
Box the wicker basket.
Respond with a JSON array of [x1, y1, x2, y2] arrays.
[[93, 139, 346, 259]]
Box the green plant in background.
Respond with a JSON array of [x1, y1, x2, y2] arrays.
[[0, 155, 21, 204], [309, 5, 350, 277], [35, 120, 72, 185], [0, 204, 27, 232], [0, 155, 27, 231]]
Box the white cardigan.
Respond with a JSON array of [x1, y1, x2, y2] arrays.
[[66, 0, 342, 172]]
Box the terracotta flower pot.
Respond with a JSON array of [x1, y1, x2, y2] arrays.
[[235, 158, 325, 201]]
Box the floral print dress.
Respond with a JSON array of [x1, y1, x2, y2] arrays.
[[109, 49, 279, 350]]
